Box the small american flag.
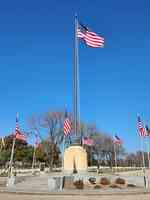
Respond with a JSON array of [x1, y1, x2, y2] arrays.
[[64, 109, 71, 136], [137, 116, 146, 137], [145, 125, 150, 136], [15, 113, 26, 141], [77, 22, 104, 48], [113, 135, 122, 145], [82, 137, 94, 146]]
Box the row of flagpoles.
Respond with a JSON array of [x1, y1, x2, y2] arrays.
[[2, 111, 150, 176]]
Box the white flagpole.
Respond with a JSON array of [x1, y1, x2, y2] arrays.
[[8, 112, 19, 177], [74, 14, 79, 138], [62, 136, 65, 171], [148, 138, 150, 169], [114, 143, 117, 171], [141, 137, 145, 169], [137, 115, 146, 169], [146, 137, 150, 169], [8, 137, 16, 177], [32, 145, 36, 174]]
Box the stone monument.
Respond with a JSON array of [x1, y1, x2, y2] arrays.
[[63, 144, 88, 173]]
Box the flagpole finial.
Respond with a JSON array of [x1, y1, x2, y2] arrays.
[[137, 113, 140, 117], [16, 112, 19, 119], [75, 13, 78, 19]]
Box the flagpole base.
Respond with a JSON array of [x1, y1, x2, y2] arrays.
[[63, 145, 88, 173], [71, 135, 82, 146]]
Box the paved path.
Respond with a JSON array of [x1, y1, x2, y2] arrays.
[[1, 193, 150, 200]]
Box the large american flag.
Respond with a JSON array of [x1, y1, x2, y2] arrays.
[[77, 23, 104, 48], [137, 116, 146, 137], [15, 113, 26, 141], [64, 110, 71, 136]]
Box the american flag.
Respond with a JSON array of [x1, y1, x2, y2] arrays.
[[77, 23, 104, 48], [82, 137, 94, 146], [15, 113, 26, 141], [137, 116, 146, 137], [113, 135, 122, 145], [145, 125, 150, 136], [64, 110, 71, 136]]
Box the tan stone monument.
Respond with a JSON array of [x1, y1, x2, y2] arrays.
[[63, 145, 88, 173]]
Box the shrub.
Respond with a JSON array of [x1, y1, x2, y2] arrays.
[[115, 178, 126, 185], [100, 177, 111, 185], [89, 177, 96, 184], [74, 179, 84, 189]]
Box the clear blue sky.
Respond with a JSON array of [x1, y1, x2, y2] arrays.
[[0, 0, 150, 152]]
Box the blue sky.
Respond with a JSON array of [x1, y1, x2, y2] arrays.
[[0, 0, 150, 152]]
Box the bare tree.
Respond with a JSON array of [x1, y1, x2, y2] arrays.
[[91, 132, 124, 169], [27, 111, 66, 170]]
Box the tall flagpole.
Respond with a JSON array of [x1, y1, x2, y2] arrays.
[[74, 14, 79, 137]]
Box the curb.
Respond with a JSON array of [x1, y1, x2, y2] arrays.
[[0, 189, 150, 196]]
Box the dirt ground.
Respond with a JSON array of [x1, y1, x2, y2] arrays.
[[0, 193, 150, 200]]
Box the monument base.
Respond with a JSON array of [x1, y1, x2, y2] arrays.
[[63, 145, 88, 173]]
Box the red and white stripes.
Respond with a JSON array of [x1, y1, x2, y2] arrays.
[[64, 118, 71, 136], [77, 27, 104, 48]]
